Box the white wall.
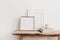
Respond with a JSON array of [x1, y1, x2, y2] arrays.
[[0, 0, 60, 40]]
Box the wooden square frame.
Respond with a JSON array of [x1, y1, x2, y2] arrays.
[[20, 16, 35, 31]]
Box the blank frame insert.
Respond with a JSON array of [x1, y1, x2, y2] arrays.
[[20, 16, 35, 30]]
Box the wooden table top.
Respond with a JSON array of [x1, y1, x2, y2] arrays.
[[13, 30, 60, 36]]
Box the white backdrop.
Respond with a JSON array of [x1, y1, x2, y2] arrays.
[[0, 0, 60, 40]]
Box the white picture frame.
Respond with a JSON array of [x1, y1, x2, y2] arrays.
[[28, 9, 44, 30], [20, 16, 35, 31]]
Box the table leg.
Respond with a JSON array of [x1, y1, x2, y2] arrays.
[[19, 35, 23, 40], [58, 36, 60, 40]]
